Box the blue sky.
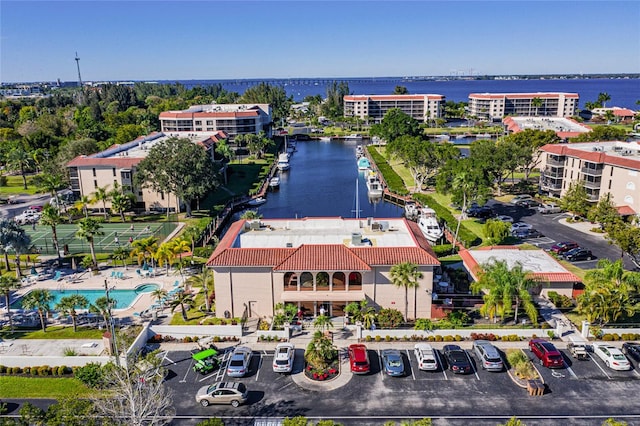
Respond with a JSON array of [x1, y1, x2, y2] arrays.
[[1, 1, 639, 83]]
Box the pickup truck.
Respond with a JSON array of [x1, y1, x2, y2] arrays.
[[567, 342, 588, 360], [537, 203, 562, 214]]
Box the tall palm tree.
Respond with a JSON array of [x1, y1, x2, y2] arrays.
[[154, 242, 174, 276], [151, 288, 168, 308], [390, 261, 423, 321], [597, 92, 611, 108], [56, 294, 89, 332], [0, 275, 21, 331], [187, 267, 214, 312], [313, 314, 333, 332], [112, 245, 132, 270], [130, 236, 159, 268], [37, 172, 65, 205], [21, 289, 53, 332], [90, 296, 112, 329], [0, 219, 30, 271], [74, 195, 92, 218], [7, 145, 33, 190], [169, 291, 195, 321], [91, 185, 111, 220], [39, 204, 63, 259], [531, 97, 543, 116], [586, 259, 640, 292], [215, 138, 236, 185], [9, 228, 32, 279], [75, 217, 104, 268], [170, 238, 190, 277]]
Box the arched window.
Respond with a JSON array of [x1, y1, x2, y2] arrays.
[[284, 272, 298, 291], [348, 272, 362, 290], [316, 272, 329, 289], [300, 272, 314, 291], [332, 272, 346, 291], [626, 182, 635, 191]]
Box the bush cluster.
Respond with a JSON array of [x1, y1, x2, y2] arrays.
[[506, 349, 538, 380], [547, 291, 574, 308], [258, 335, 286, 342], [0, 365, 72, 376], [368, 148, 409, 196], [365, 334, 465, 342], [602, 333, 640, 341]]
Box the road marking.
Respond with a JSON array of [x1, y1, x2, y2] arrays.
[[465, 351, 480, 380], [588, 353, 612, 379], [406, 349, 415, 380], [278, 381, 294, 391], [561, 360, 578, 378], [378, 349, 384, 377], [180, 360, 193, 383], [255, 354, 262, 381], [632, 369, 640, 378]]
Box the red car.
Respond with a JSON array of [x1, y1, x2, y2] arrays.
[[550, 241, 579, 254], [29, 205, 43, 212], [348, 344, 370, 374], [529, 339, 564, 368]]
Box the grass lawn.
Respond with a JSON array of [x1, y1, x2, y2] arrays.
[[0, 175, 41, 196], [1, 325, 105, 340], [0, 376, 98, 398]]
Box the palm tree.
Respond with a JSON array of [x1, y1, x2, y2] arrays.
[[215, 138, 236, 185], [604, 110, 615, 125], [240, 210, 262, 221], [21, 289, 53, 332], [75, 217, 104, 268], [170, 238, 190, 277], [0, 219, 30, 271], [91, 185, 111, 220], [304, 331, 337, 370], [154, 242, 174, 276], [313, 314, 333, 332], [151, 288, 168, 308], [597, 92, 611, 108], [130, 236, 159, 268], [169, 291, 195, 321], [586, 259, 640, 292], [531, 97, 543, 116], [187, 267, 214, 312], [55, 294, 89, 332], [39, 204, 63, 259], [90, 296, 112, 329], [7, 145, 33, 190], [74, 195, 92, 218], [37, 172, 65, 205], [8, 228, 32, 279], [390, 261, 423, 321], [0, 275, 21, 331]]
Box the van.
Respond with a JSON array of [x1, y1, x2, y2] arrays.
[[510, 194, 534, 205]]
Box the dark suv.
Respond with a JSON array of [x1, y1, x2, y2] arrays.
[[529, 339, 564, 368], [550, 241, 579, 254], [467, 205, 494, 219]]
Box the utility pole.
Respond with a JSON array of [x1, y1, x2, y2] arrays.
[[104, 279, 120, 367], [75, 52, 83, 87]]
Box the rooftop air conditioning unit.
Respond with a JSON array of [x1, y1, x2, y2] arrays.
[[351, 232, 362, 246]]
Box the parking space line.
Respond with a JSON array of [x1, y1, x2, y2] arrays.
[[632, 369, 640, 378], [378, 350, 384, 377], [588, 353, 612, 379], [433, 350, 447, 380], [466, 351, 480, 380], [406, 349, 415, 380], [255, 354, 262, 382], [564, 363, 578, 379], [180, 359, 193, 383], [278, 381, 294, 391]]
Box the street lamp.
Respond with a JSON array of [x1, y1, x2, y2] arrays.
[[104, 279, 120, 367]]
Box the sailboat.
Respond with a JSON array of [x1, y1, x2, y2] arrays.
[[352, 178, 362, 219]]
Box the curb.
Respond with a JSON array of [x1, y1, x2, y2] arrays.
[[290, 354, 352, 391]]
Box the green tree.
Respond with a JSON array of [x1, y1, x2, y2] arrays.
[[187, 267, 214, 312], [111, 245, 132, 269], [503, 129, 559, 181], [110, 183, 136, 222], [587, 193, 621, 231], [89, 296, 113, 329], [597, 92, 611, 108], [44, 397, 101, 426], [39, 204, 63, 259], [91, 185, 112, 220], [607, 221, 640, 269], [0, 275, 21, 331], [560, 181, 591, 219], [134, 136, 219, 217], [130, 236, 159, 268], [483, 219, 512, 245], [214, 138, 235, 184], [37, 172, 66, 206], [531, 97, 543, 116], [321, 81, 350, 119], [76, 217, 104, 267], [498, 417, 526, 426], [571, 125, 627, 142], [7, 144, 33, 189], [390, 262, 423, 321], [304, 331, 337, 370], [55, 294, 89, 332], [74, 195, 92, 218], [21, 288, 53, 331], [169, 290, 195, 321], [313, 314, 333, 332], [393, 85, 408, 95], [239, 82, 292, 124], [283, 417, 309, 426], [370, 108, 422, 144], [0, 219, 31, 271]]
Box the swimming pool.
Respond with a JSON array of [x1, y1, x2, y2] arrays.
[[12, 283, 160, 310]]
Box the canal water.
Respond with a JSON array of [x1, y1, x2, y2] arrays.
[[244, 139, 404, 220]]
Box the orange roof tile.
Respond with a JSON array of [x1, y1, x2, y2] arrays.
[[470, 92, 578, 99], [274, 245, 371, 271], [616, 205, 636, 216], [67, 156, 141, 168], [351, 247, 439, 266], [541, 143, 640, 171]]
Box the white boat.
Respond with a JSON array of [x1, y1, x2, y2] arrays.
[[404, 201, 420, 219], [356, 145, 364, 157], [246, 197, 267, 207], [417, 207, 443, 244], [277, 153, 290, 171], [344, 134, 363, 142], [476, 133, 492, 139], [366, 170, 383, 197], [319, 136, 331, 142], [269, 176, 280, 188], [357, 157, 370, 170]]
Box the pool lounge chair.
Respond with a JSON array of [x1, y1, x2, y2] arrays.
[[53, 271, 62, 281], [173, 280, 180, 287]]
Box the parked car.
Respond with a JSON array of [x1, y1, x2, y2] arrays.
[[28, 205, 43, 212], [510, 194, 534, 205], [13, 212, 39, 225], [195, 381, 249, 407], [567, 343, 589, 360], [512, 228, 543, 239], [226, 346, 252, 377], [563, 247, 594, 262], [472, 340, 504, 372], [537, 203, 563, 214], [529, 339, 564, 368], [348, 344, 371, 374], [621, 342, 640, 362], [467, 205, 494, 219], [273, 343, 295, 373], [413, 343, 438, 371], [443, 344, 472, 374], [592, 343, 631, 371], [381, 349, 405, 377], [495, 215, 514, 223], [510, 222, 533, 232], [515, 199, 541, 208], [550, 241, 579, 254]]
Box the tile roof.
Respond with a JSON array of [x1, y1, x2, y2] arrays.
[[67, 156, 141, 168], [541, 143, 640, 171], [470, 92, 579, 99], [350, 247, 439, 266], [616, 205, 636, 216], [274, 245, 372, 271], [344, 94, 444, 101]]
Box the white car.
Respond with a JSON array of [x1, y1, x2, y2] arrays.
[[592, 343, 631, 371], [273, 343, 295, 373], [510, 222, 533, 232], [413, 343, 438, 371], [537, 203, 563, 214], [510, 194, 534, 205], [14, 212, 40, 225], [226, 346, 252, 377], [495, 215, 513, 223]]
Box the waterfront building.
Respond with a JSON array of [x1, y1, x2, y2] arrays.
[[590, 107, 637, 122], [539, 141, 640, 217], [207, 217, 441, 320], [468, 92, 579, 121], [67, 131, 227, 212], [159, 103, 272, 138], [503, 116, 591, 140], [459, 246, 581, 298], [343, 94, 445, 123]]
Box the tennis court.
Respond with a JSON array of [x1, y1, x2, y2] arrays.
[[26, 222, 178, 256]]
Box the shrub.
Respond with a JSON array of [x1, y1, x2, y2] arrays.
[[23, 367, 31, 375], [375, 335, 382, 342], [74, 362, 104, 388], [434, 335, 443, 342], [602, 334, 614, 341], [183, 336, 192, 343], [63, 347, 77, 356], [541, 322, 551, 329], [376, 308, 404, 329], [57, 366, 68, 376], [38, 366, 51, 376], [0, 365, 5, 374], [454, 335, 462, 342], [443, 335, 453, 342], [432, 244, 454, 257], [365, 335, 372, 342], [11, 367, 22, 374]]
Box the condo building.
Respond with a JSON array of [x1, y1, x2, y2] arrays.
[[468, 92, 579, 121], [67, 131, 227, 212], [539, 141, 640, 217], [503, 116, 592, 140], [207, 217, 442, 320], [343, 94, 445, 123], [159, 104, 272, 138]]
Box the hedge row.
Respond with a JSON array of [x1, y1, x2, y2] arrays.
[[601, 333, 640, 341], [413, 193, 481, 248], [367, 147, 409, 196], [0, 365, 73, 376], [364, 334, 465, 342]]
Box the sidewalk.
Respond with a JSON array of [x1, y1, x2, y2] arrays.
[[558, 217, 607, 239]]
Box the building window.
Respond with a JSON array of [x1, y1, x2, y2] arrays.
[[112, 168, 116, 177], [93, 180, 98, 188], [608, 181, 612, 190], [92, 168, 96, 177], [160, 193, 165, 200]]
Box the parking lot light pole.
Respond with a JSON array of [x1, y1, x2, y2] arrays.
[[104, 279, 120, 367]]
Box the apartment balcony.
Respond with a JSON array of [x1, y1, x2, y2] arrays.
[[582, 179, 602, 190], [587, 191, 600, 201], [542, 169, 564, 178], [581, 167, 603, 176], [541, 182, 563, 191], [546, 158, 566, 167]]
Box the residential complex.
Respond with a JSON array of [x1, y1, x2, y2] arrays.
[[343, 94, 445, 123], [67, 131, 227, 212], [206, 217, 441, 320], [159, 103, 272, 138], [539, 141, 640, 216], [468, 92, 579, 121], [503, 116, 592, 140]]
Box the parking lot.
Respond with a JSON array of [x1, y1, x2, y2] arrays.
[[160, 343, 640, 425]]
